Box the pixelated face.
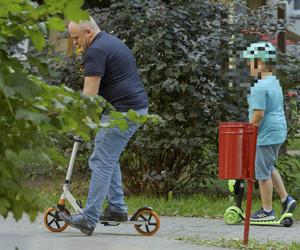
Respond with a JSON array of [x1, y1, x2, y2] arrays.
[[247, 59, 275, 78], [248, 59, 262, 77], [227, 42, 276, 90], [242, 42, 276, 78]]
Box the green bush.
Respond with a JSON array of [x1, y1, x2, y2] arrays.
[[276, 155, 300, 196], [0, 0, 106, 220], [88, 0, 287, 195], [43, 0, 299, 196], [1, 0, 158, 220]]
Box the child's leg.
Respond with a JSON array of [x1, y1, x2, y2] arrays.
[[272, 168, 297, 215], [255, 145, 275, 210], [271, 169, 288, 201], [259, 179, 273, 210]]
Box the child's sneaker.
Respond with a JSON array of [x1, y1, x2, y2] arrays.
[[282, 195, 297, 215], [250, 208, 275, 221]]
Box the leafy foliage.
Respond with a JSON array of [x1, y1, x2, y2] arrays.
[[0, 0, 104, 218], [0, 0, 159, 220], [276, 155, 300, 195], [86, 0, 292, 195], [281, 46, 300, 141], [29, 0, 300, 198]]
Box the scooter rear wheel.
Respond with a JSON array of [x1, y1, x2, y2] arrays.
[[281, 217, 293, 227], [44, 207, 70, 232], [133, 209, 160, 236]]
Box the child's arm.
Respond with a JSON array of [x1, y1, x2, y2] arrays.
[[250, 109, 264, 126]]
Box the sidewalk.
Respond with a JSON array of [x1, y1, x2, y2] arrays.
[[0, 215, 299, 250], [287, 149, 300, 156]]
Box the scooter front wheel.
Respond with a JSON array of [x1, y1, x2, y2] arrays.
[[44, 207, 70, 232], [133, 209, 160, 236], [224, 208, 243, 225]]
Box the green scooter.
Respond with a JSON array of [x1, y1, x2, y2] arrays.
[[224, 180, 294, 227]]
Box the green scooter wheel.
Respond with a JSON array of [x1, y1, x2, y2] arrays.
[[224, 208, 243, 225]]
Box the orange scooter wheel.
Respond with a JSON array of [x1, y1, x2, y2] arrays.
[[134, 209, 160, 236], [44, 207, 70, 232]]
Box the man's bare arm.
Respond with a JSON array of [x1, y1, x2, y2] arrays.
[[83, 76, 101, 96]]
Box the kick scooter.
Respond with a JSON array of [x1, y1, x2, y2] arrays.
[[224, 180, 294, 227], [44, 137, 160, 236]]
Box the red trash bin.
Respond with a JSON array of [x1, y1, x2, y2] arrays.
[[218, 121, 258, 246], [244, 124, 257, 180], [218, 122, 248, 179]]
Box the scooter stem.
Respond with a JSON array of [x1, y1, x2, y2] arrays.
[[66, 141, 80, 181]]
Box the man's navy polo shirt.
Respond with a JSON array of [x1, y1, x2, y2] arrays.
[[84, 31, 148, 112]]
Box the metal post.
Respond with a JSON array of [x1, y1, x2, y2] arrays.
[[277, 4, 286, 54], [243, 179, 254, 245], [243, 125, 258, 245], [278, 3, 288, 154]]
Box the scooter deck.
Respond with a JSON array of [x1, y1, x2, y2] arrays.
[[99, 220, 148, 226], [250, 213, 293, 226], [224, 206, 294, 227]]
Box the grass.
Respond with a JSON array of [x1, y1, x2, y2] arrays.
[[177, 237, 300, 250], [33, 177, 300, 220], [287, 137, 300, 151]]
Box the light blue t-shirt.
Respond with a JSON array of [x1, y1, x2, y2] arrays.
[[247, 75, 287, 146]]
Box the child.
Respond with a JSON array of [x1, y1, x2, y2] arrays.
[[243, 42, 296, 221]]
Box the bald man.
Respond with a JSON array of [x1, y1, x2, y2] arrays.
[[60, 17, 148, 236]]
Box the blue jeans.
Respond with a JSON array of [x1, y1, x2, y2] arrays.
[[83, 108, 148, 226]]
